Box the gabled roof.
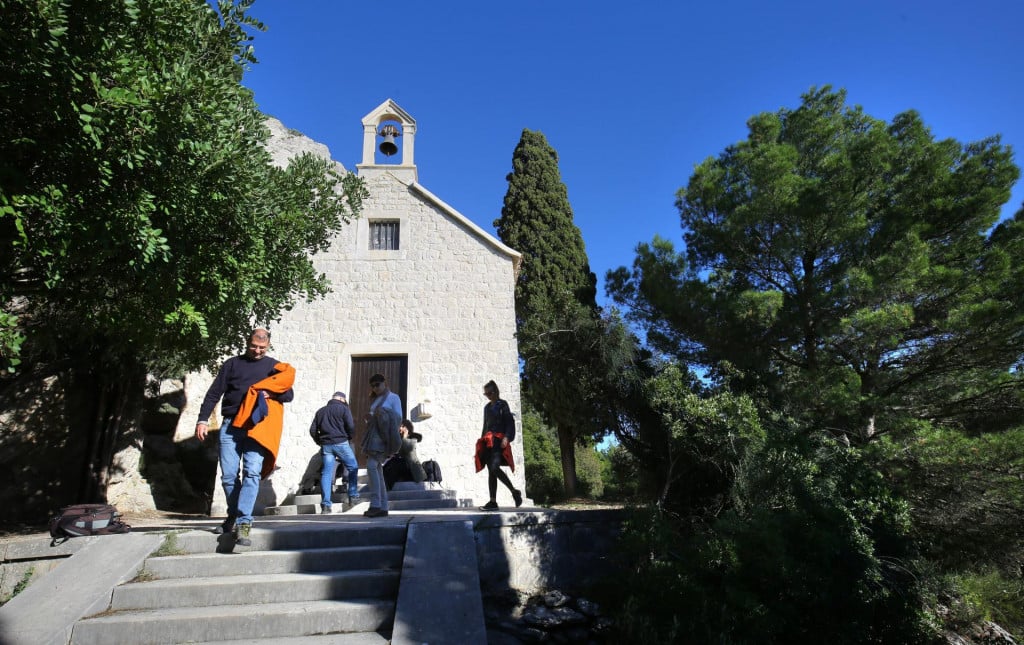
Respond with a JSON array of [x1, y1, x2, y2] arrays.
[[407, 179, 522, 276], [361, 99, 416, 128]]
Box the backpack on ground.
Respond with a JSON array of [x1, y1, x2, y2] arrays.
[[49, 503, 131, 545], [423, 459, 443, 485]]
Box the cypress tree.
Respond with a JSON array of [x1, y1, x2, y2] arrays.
[[496, 129, 601, 498]]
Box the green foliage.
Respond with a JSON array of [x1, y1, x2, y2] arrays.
[[0, 311, 23, 372], [575, 443, 604, 498], [608, 86, 1024, 441], [599, 443, 641, 501], [522, 404, 563, 504], [496, 128, 638, 496], [952, 570, 1024, 641], [0, 0, 366, 503], [867, 424, 1024, 574], [607, 436, 932, 643], [0, 566, 35, 606], [0, 0, 367, 375], [602, 86, 1024, 642], [152, 531, 187, 557], [622, 362, 764, 513], [523, 402, 603, 503]]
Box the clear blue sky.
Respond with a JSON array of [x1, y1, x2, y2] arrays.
[[240, 1, 1024, 305]]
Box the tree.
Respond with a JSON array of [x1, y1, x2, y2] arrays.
[[608, 86, 1023, 442], [0, 0, 366, 507], [496, 128, 632, 497], [523, 401, 605, 504]]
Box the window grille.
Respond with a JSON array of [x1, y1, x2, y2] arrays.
[[369, 220, 400, 250]]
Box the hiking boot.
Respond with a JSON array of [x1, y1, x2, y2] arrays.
[[235, 523, 252, 547], [365, 507, 389, 518], [480, 501, 499, 511], [212, 517, 236, 535], [513, 489, 523, 508], [320, 505, 332, 515]]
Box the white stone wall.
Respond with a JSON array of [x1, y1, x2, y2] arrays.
[[175, 119, 524, 512]]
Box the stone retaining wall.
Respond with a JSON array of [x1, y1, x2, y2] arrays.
[[2, 509, 627, 606], [474, 508, 627, 596]]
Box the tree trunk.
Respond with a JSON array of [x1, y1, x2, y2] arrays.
[[66, 358, 147, 503], [557, 426, 578, 499]]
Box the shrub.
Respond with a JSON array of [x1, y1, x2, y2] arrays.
[[604, 436, 933, 643]]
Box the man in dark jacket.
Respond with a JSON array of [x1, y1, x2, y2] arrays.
[[195, 328, 294, 545], [309, 391, 360, 514]]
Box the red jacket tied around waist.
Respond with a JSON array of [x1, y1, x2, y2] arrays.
[[475, 431, 515, 473]]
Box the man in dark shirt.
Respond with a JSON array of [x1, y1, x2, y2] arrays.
[[309, 391, 360, 514], [195, 328, 293, 545]]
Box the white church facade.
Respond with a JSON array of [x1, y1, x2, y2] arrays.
[[175, 100, 525, 512]]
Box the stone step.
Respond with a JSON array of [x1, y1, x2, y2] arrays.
[[71, 599, 393, 645], [143, 545, 404, 579], [193, 634, 388, 644], [292, 485, 455, 507], [265, 496, 460, 517], [387, 497, 458, 510], [168, 523, 407, 554], [268, 486, 460, 517], [111, 570, 400, 610]]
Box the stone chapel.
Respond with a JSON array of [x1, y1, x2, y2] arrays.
[[174, 99, 525, 513]]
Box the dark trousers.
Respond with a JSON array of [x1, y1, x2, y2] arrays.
[[485, 448, 515, 501]]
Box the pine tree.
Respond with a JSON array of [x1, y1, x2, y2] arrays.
[[608, 86, 1023, 440]]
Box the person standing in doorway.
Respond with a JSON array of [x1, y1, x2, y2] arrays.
[[361, 373, 402, 518], [195, 329, 295, 546], [309, 391, 360, 514], [474, 380, 522, 510]]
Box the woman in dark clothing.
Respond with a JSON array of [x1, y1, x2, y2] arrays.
[[476, 380, 522, 510]]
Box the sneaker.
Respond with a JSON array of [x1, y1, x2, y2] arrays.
[[235, 523, 252, 547], [212, 517, 236, 535], [480, 501, 499, 511], [513, 489, 523, 508], [363, 508, 377, 516], [320, 505, 332, 515], [365, 507, 389, 518]]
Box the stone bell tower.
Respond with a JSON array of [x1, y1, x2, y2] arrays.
[[356, 99, 417, 183]]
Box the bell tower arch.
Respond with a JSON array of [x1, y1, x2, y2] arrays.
[[357, 99, 417, 182]]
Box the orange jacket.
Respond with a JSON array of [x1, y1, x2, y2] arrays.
[[231, 362, 296, 479], [475, 431, 515, 473]]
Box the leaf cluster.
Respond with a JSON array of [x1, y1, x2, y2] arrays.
[[606, 435, 931, 644], [608, 86, 1024, 441], [0, 0, 366, 375]]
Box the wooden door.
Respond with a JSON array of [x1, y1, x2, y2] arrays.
[[349, 356, 408, 466]]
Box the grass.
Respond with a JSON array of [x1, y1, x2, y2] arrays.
[[151, 530, 187, 557], [0, 566, 36, 606]]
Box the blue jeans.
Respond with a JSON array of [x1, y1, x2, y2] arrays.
[[218, 417, 266, 526], [366, 454, 389, 511], [320, 442, 359, 508]]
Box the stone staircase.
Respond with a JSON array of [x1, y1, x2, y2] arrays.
[[69, 522, 407, 644], [263, 470, 464, 516]]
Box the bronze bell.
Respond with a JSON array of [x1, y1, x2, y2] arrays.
[[378, 124, 400, 156]]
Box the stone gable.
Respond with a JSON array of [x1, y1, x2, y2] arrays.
[[176, 104, 523, 512]]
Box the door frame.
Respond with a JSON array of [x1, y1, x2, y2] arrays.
[[336, 344, 419, 467]]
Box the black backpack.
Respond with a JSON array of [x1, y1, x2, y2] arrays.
[[423, 459, 443, 484], [49, 503, 131, 545]]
